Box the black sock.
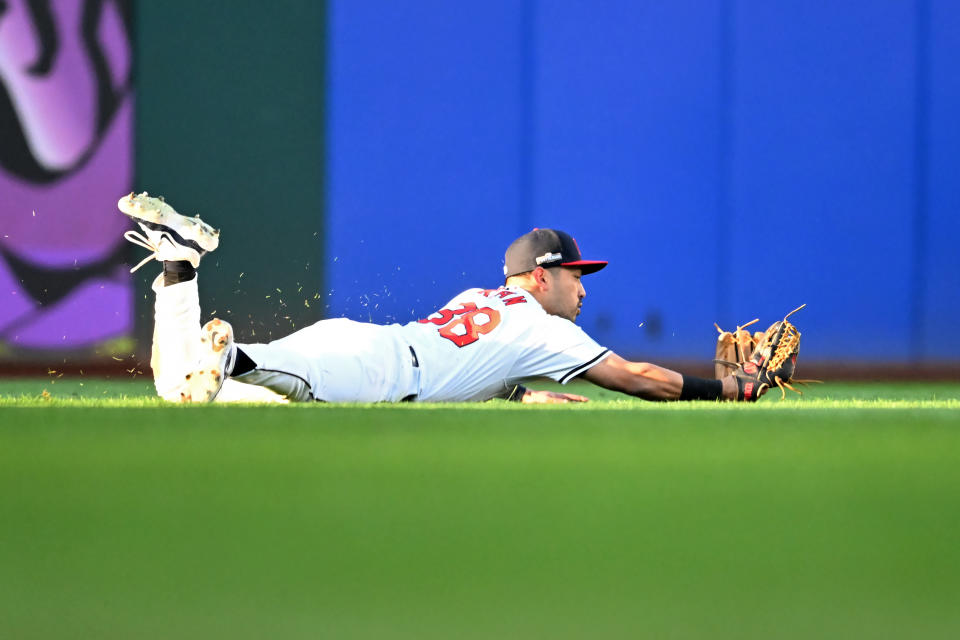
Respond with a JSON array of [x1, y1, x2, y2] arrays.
[[232, 347, 257, 377], [163, 260, 196, 286]]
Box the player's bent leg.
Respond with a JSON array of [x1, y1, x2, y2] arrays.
[[119, 191, 220, 402], [227, 342, 317, 402], [239, 318, 418, 402], [215, 378, 291, 403], [176, 319, 306, 404], [173, 317, 419, 404], [180, 319, 236, 402], [224, 319, 414, 403], [149, 274, 203, 401]]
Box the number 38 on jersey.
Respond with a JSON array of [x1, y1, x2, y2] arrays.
[[418, 302, 501, 347], [419, 288, 527, 348]]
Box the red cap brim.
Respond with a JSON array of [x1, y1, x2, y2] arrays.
[[561, 260, 608, 275]]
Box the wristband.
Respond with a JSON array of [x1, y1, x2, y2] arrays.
[[679, 375, 723, 401]]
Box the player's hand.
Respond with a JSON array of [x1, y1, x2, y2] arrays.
[[521, 389, 590, 404], [723, 371, 769, 402]]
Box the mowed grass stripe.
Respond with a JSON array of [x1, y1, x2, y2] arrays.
[[1, 394, 959, 639], [1, 378, 960, 408]]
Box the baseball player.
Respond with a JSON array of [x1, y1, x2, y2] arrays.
[[119, 193, 759, 404]]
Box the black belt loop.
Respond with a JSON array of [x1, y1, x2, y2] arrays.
[[402, 346, 420, 403]]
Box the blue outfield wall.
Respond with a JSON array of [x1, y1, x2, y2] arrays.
[[924, 0, 960, 361], [326, 0, 960, 362]]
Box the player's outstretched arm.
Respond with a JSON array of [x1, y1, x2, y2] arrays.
[[491, 383, 589, 404], [580, 353, 742, 401], [521, 389, 590, 404]]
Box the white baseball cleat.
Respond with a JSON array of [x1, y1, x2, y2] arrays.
[[118, 192, 220, 272], [181, 318, 235, 403]]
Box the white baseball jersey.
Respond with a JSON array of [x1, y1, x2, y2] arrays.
[[222, 286, 610, 403], [395, 286, 611, 402]]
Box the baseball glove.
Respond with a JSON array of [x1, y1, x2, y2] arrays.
[[715, 304, 820, 400], [714, 317, 762, 378]]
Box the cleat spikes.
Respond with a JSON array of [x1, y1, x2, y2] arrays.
[[118, 191, 219, 271], [181, 319, 235, 403]]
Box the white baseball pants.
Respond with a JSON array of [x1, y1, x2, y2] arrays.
[[150, 275, 420, 403]]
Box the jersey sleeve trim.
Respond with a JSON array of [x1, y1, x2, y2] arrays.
[[558, 349, 611, 384]]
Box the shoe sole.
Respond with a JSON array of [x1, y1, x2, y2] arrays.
[[118, 192, 220, 253], [181, 319, 234, 403]]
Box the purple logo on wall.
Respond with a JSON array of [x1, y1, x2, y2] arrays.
[[0, 0, 132, 352]]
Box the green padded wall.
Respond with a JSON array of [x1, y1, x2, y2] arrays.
[[134, 1, 325, 348]]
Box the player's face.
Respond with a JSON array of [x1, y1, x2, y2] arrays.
[[544, 267, 586, 322]]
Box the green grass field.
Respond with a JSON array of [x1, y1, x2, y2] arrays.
[[2, 378, 959, 638]]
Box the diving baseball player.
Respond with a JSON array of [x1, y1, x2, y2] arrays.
[[119, 193, 761, 404]]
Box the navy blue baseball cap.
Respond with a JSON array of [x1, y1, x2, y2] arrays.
[[503, 228, 608, 278]]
